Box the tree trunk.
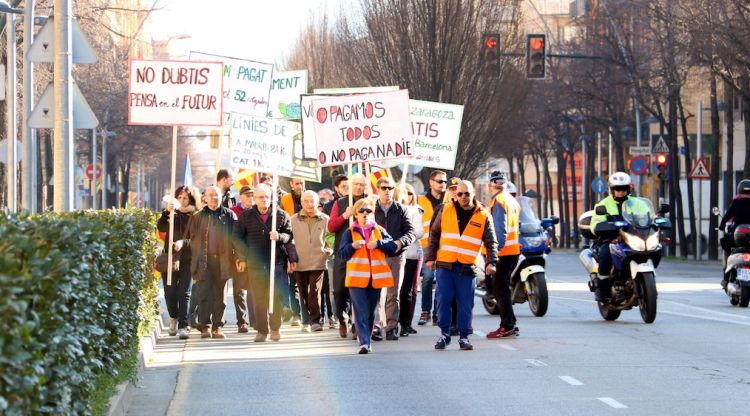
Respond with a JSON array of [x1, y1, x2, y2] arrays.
[[532, 153, 542, 218], [678, 100, 697, 258], [558, 149, 570, 248], [724, 79, 734, 209], [44, 131, 53, 211], [669, 97, 688, 258], [743, 93, 750, 179], [569, 149, 580, 249], [708, 73, 721, 261]]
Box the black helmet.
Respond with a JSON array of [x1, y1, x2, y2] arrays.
[[738, 179, 750, 195]]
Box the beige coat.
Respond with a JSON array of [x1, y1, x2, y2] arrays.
[[290, 211, 332, 271]]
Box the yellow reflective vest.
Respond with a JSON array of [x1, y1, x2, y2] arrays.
[[345, 226, 394, 289], [436, 203, 489, 265], [417, 194, 435, 248], [491, 192, 520, 256]]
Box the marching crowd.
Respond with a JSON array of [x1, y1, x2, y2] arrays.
[[157, 168, 523, 354]]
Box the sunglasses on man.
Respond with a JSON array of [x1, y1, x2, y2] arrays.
[[432, 179, 447, 184], [380, 186, 395, 191], [456, 192, 472, 197], [611, 186, 629, 192]]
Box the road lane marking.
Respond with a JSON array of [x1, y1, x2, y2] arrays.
[[498, 343, 517, 351], [559, 376, 583, 386], [525, 358, 547, 367], [474, 330, 486, 337], [598, 397, 628, 409]]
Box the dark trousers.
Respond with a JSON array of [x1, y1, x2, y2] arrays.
[[493, 255, 520, 331], [188, 282, 200, 328], [436, 263, 475, 338], [320, 269, 335, 321], [161, 263, 192, 329], [399, 257, 422, 328], [233, 279, 254, 326], [598, 243, 613, 277], [349, 284, 381, 346], [294, 270, 324, 325], [198, 256, 228, 330], [333, 257, 352, 325], [250, 264, 286, 334], [283, 271, 303, 318]]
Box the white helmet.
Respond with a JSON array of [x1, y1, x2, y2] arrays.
[[505, 181, 517, 195], [608, 171, 631, 189]]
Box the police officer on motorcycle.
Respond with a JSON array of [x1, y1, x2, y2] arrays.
[[719, 179, 750, 286], [590, 172, 637, 302]]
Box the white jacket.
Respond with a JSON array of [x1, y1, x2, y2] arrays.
[[404, 205, 425, 260]]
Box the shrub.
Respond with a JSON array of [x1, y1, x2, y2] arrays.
[[0, 209, 158, 415]]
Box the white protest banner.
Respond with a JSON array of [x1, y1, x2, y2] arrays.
[[229, 114, 296, 176], [301, 86, 399, 158], [128, 59, 223, 126], [190, 51, 273, 117], [387, 100, 464, 170], [268, 70, 308, 119], [312, 89, 413, 167]]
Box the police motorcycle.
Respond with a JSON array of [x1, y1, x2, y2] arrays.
[[477, 196, 558, 317], [578, 198, 671, 323], [712, 206, 750, 307]]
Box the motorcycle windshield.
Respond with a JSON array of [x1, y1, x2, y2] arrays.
[[622, 198, 654, 229], [517, 196, 541, 234]]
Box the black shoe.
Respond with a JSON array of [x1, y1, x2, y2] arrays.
[[407, 326, 417, 334], [595, 278, 612, 302], [386, 329, 399, 341], [434, 335, 451, 350], [721, 279, 728, 289], [371, 328, 383, 341], [399, 326, 409, 337]]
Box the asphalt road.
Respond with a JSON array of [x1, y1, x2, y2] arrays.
[[126, 251, 750, 416]]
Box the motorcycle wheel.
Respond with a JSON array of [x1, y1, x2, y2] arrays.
[[638, 272, 658, 323], [740, 286, 750, 308], [597, 301, 621, 321], [482, 294, 501, 315], [527, 273, 549, 317]]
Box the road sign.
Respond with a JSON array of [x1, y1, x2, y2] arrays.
[[592, 176, 607, 194], [688, 159, 711, 179], [86, 164, 102, 180], [629, 156, 648, 176], [29, 81, 99, 129], [652, 136, 669, 153], [629, 146, 651, 155], [27, 16, 97, 64]]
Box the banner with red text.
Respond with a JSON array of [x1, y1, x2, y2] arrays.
[[311, 89, 413, 167], [128, 59, 223, 126]]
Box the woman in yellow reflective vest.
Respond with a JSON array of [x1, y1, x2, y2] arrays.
[[338, 198, 399, 354]]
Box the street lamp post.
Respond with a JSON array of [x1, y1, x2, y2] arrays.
[[100, 129, 115, 209], [2, 1, 22, 211]]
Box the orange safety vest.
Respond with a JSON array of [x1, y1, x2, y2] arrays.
[[417, 194, 434, 248], [280, 193, 297, 217], [490, 192, 520, 256], [436, 203, 489, 265], [345, 225, 394, 289]]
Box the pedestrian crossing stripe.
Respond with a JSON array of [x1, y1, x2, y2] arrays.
[[652, 137, 669, 153], [688, 159, 711, 179]]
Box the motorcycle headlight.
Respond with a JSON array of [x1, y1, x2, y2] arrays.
[[622, 232, 646, 251], [646, 233, 660, 251], [524, 236, 543, 248]]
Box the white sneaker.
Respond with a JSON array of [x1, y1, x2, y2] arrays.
[[178, 328, 189, 339], [302, 324, 311, 333], [168, 318, 178, 336]]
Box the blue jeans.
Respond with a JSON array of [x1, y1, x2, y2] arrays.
[[420, 263, 436, 312], [436, 263, 475, 338], [349, 285, 381, 346]]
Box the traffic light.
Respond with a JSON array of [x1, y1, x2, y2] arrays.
[[480, 33, 500, 77], [656, 153, 668, 180], [526, 34, 546, 79]]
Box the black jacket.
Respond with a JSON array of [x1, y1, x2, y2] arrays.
[[374, 200, 416, 257], [720, 196, 750, 231], [157, 209, 193, 262], [182, 206, 237, 281], [233, 205, 293, 277]]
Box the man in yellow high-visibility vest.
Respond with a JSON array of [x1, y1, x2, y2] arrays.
[[485, 171, 522, 339], [426, 181, 498, 350]]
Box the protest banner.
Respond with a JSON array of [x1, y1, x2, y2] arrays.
[[268, 70, 308, 120], [301, 86, 399, 158], [128, 59, 223, 126], [228, 113, 297, 176], [128, 58, 223, 286], [311, 89, 413, 167], [379, 100, 464, 171], [190, 51, 273, 117]]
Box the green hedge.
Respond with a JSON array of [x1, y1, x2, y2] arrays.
[[0, 209, 159, 415]]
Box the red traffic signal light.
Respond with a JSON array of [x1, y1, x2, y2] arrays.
[[481, 33, 501, 77], [656, 153, 667, 164], [527, 34, 546, 79], [656, 153, 668, 179]]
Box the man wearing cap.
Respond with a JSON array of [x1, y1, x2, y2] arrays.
[[485, 171, 522, 338], [230, 186, 255, 333], [446, 177, 461, 202]]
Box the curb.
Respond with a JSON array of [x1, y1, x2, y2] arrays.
[[107, 319, 163, 416]]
